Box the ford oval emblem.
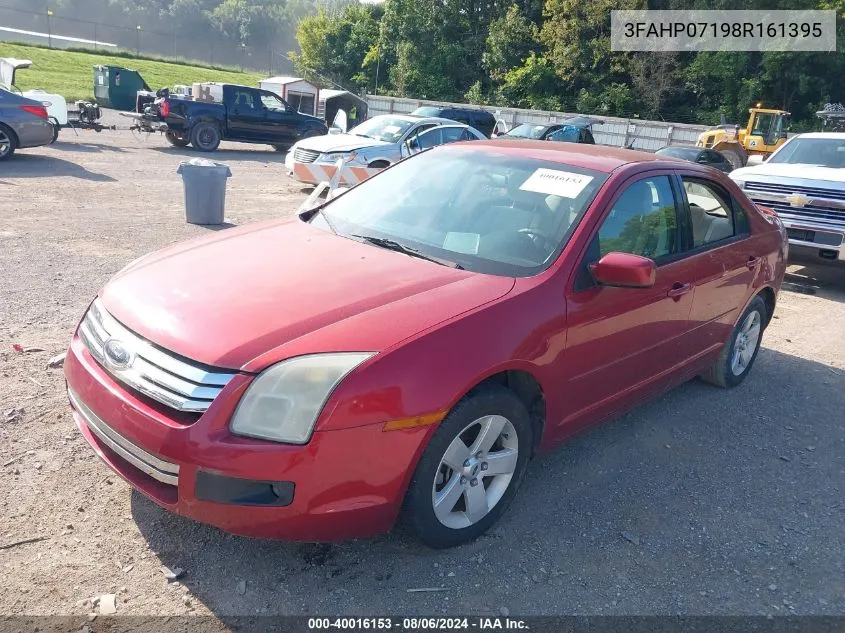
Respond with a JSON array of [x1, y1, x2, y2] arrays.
[[103, 338, 134, 370]]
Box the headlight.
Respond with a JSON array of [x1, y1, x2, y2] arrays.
[[230, 353, 374, 444], [316, 151, 357, 164]]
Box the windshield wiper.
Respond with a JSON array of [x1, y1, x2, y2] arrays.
[[352, 235, 463, 269]]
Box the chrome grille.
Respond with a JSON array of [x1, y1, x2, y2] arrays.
[[78, 299, 235, 413], [293, 148, 320, 163], [745, 181, 845, 202], [69, 388, 179, 486]]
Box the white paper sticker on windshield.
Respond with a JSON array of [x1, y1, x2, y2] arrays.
[[519, 168, 593, 198]]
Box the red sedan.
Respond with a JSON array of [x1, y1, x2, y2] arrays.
[[64, 141, 787, 548]]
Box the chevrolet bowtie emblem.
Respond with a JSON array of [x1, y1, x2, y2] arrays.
[[787, 193, 811, 208]]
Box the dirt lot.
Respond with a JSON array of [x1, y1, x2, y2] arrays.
[[1, 125, 845, 620]]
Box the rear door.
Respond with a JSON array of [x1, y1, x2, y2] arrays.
[[225, 86, 263, 141], [560, 172, 699, 433], [676, 172, 757, 355]]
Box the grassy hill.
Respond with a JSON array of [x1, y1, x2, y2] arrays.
[[0, 42, 264, 102]]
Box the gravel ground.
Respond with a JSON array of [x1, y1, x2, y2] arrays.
[[1, 124, 845, 619]]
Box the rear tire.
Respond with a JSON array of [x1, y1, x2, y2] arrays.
[[403, 383, 532, 548], [165, 131, 190, 147], [700, 295, 766, 388], [189, 122, 221, 152], [0, 124, 17, 161], [272, 144, 289, 152], [49, 122, 60, 144]]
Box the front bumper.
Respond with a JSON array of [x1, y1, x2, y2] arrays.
[[64, 334, 432, 541], [779, 218, 845, 261]]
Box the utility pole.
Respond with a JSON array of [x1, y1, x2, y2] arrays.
[[46, 9, 52, 48], [135, 25, 141, 57], [93, 22, 98, 50]]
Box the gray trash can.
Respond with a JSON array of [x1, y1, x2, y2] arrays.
[[176, 158, 232, 225]]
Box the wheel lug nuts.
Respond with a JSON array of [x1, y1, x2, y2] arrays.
[[463, 459, 471, 467], [480, 462, 488, 471], [470, 478, 478, 487], [460, 476, 467, 485]]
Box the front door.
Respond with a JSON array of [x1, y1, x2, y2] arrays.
[[559, 173, 697, 435], [258, 91, 299, 145]]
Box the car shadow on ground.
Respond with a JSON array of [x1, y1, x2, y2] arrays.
[[131, 347, 845, 616], [149, 146, 288, 163], [783, 255, 845, 304], [49, 139, 126, 153], [3, 154, 116, 181]]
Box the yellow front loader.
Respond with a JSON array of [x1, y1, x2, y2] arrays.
[[696, 106, 790, 169]]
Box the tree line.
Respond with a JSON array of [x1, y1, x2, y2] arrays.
[[292, 0, 845, 128]]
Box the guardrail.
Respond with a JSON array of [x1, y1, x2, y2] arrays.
[[365, 95, 710, 151]]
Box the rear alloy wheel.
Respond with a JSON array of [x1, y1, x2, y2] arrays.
[[700, 295, 766, 388], [0, 125, 17, 161], [190, 122, 221, 152], [403, 384, 532, 548]]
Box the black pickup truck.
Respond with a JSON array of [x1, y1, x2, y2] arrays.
[[156, 83, 328, 152]]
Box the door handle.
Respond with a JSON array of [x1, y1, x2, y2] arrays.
[[746, 256, 760, 270], [667, 282, 692, 299]]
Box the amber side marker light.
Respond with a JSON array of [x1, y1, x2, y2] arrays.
[[383, 411, 446, 432]]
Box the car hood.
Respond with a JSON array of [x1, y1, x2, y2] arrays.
[[731, 163, 845, 185], [99, 219, 515, 372], [294, 133, 389, 153]]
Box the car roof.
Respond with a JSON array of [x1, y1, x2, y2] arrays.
[[460, 139, 677, 173], [373, 114, 456, 125]]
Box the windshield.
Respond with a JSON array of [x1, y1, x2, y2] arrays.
[[657, 147, 699, 160], [349, 116, 414, 143], [768, 137, 845, 168], [311, 147, 608, 276], [503, 124, 548, 139]]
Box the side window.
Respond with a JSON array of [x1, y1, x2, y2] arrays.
[[233, 89, 257, 109], [415, 128, 443, 149], [441, 127, 465, 144], [260, 92, 287, 112], [597, 176, 678, 260], [460, 128, 477, 141], [682, 178, 735, 246]]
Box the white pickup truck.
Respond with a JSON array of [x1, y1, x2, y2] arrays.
[[730, 132, 845, 263]]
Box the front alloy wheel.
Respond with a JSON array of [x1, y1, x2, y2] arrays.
[[433, 415, 519, 529], [404, 383, 532, 548]]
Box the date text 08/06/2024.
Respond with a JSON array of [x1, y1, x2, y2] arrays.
[[307, 617, 529, 630]]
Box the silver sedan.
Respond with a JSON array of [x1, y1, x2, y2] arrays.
[[0, 88, 55, 160], [286, 114, 486, 185]]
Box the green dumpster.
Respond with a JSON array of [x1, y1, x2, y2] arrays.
[[93, 65, 151, 111]]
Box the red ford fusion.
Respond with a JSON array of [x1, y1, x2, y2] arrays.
[[65, 141, 787, 548]]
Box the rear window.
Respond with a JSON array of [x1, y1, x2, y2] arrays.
[[412, 106, 443, 117]]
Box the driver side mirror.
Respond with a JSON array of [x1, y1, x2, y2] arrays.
[[589, 252, 656, 288]]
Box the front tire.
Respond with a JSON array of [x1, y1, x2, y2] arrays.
[[189, 122, 221, 152], [0, 124, 17, 161], [700, 295, 766, 388], [165, 131, 190, 147], [403, 384, 532, 548]]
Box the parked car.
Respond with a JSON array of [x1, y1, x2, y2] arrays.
[[65, 142, 786, 548], [731, 132, 845, 262], [152, 83, 327, 152], [1, 57, 66, 142], [0, 88, 55, 161], [545, 117, 601, 144], [656, 145, 734, 173], [495, 122, 565, 140], [285, 114, 485, 185], [410, 105, 497, 137]]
